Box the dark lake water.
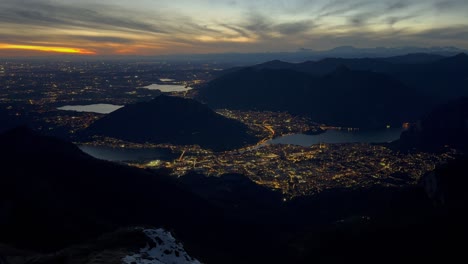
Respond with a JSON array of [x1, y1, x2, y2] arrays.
[[57, 104, 123, 114], [267, 128, 404, 146], [79, 145, 176, 162], [79, 129, 403, 162], [141, 83, 192, 92]]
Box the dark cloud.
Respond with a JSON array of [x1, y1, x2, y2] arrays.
[[0, 33, 47, 44], [0, 32, 135, 48], [328, 1, 423, 28], [0, 0, 166, 34], [385, 15, 414, 26], [243, 12, 272, 35], [75, 36, 135, 44], [387, 1, 409, 11], [294, 24, 468, 50], [413, 26, 468, 41], [219, 24, 251, 38], [434, 0, 468, 11], [317, 0, 369, 18], [348, 12, 374, 26], [347, 7, 415, 27], [237, 12, 315, 37], [275, 21, 314, 35], [0, 0, 232, 37], [0, 0, 467, 54], [179, 21, 222, 35]]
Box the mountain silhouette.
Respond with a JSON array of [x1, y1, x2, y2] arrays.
[[396, 97, 468, 152], [178, 172, 282, 221], [0, 128, 297, 263], [250, 57, 393, 75], [222, 53, 468, 101], [199, 66, 422, 128], [84, 95, 257, 151], [1, 127, 468, 263], [396, 53, 468, 99], [382, 53, 446, 64], [0, 127, 222, 253], [0, 109, 27, 133]]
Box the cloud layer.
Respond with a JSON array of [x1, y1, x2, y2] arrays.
[[0, 0, 467, 55]]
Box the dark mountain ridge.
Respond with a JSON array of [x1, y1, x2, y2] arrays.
[[0, 109, 28, 134], [84, 95, 257, 151], [199, 66, 422, 128], [1, 127, 468, 263], [131, 45, 465, 64], [395, 97, 468, 152], [199, 53, 468, 128], [382, 53, 446, 64], [249, 53, 448, 74], [226, 53, 468, 98], [0, 127, 224, 254]]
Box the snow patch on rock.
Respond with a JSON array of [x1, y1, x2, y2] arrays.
[[122, 228, 201, 264]]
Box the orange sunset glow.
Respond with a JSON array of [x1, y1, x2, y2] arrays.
[[0, 44, 95, 55], [0, 0, 467, 56]]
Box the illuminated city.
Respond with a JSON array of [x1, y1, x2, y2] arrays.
[[1, 0, 468, 263]]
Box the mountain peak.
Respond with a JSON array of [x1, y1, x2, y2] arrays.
[[454, 52, 468, 58], [254, 59, 291, 70], [0, 126, 87, 158], [329, 45, 356, 52], [85, 96, 257, 151], [0, 125, 36, 138], [435, 52, 468, 66], [445, 52, 468, 61], [150, 94, 197, 105], [330, 64, 352, 75], [265, 59, 284, 64]]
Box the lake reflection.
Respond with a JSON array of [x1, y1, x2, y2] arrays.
[[141, 83, 192, 92], [57, 104, 123, 114], [79, 145, 175, 162], [267, 128, 404, 146]]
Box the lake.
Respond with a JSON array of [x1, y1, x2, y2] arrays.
[[267, 128, 404, 146], [141, 83, 193, 93], [57, 104, 123, 114], [79, 145, 176, 162], [79, 129, 403, 162]]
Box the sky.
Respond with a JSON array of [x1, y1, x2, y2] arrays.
[[0, 0, 467, 56]]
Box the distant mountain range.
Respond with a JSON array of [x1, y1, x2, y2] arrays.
[[198, 53, 468, 128], [245, 53, 468, 98], [301, 45, 465, 59], [84, 95, 257, 151], [150, 46, 466, 64], [167, 46, 465, 65], [17, 46, 467, 65]]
